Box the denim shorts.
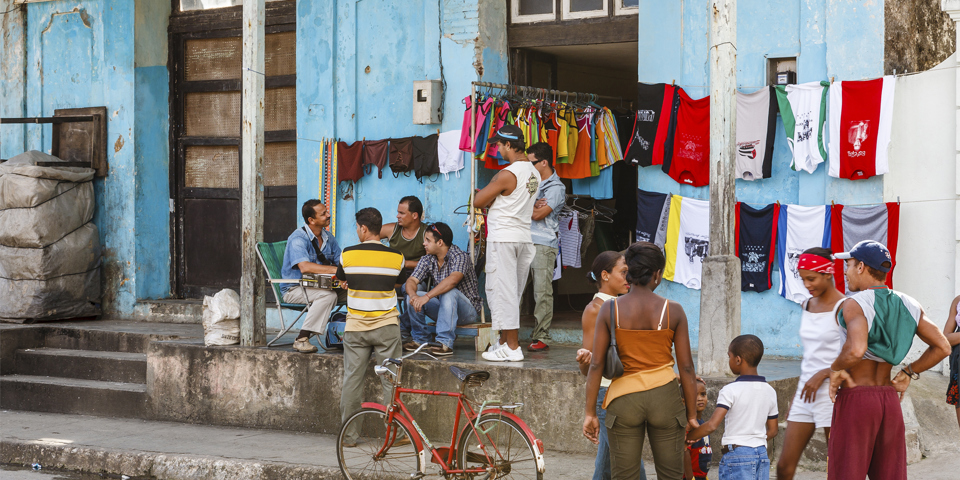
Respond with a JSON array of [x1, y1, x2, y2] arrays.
[[718, 445, 769, 480]]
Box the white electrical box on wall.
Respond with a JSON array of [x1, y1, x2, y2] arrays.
[[413, 80, 443, 125]]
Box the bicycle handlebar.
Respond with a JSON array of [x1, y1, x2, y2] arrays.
[[382, 342, 443, 367]]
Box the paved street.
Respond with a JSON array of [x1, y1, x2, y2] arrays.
[[3, 410, 958, 479]]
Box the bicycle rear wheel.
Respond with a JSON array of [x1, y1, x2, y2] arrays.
[[457, 414, 542, 479], [337, 407, 423, 480]]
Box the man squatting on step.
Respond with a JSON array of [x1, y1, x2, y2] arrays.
[[826, 240, 951, 480]]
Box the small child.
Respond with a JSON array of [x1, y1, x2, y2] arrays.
[[686, 335, 778, 480], [684, 378, 713, 480]]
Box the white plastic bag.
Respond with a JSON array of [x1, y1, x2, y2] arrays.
[[201, 289, 241, 346]]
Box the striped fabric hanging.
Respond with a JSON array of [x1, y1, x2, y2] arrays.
[[331, 138, 338, 235]]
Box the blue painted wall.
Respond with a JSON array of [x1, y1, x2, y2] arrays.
[[5, 0, 171, 315], [638, 0, 886, 355], [296, 0, 507, 253]]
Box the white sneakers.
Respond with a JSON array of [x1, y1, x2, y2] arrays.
[[481, 342, 524, 362]]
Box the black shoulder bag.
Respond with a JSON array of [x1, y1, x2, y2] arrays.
[[603, 298, 625, 379]]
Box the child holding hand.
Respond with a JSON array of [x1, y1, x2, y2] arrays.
[[686, 335, 778, 480]]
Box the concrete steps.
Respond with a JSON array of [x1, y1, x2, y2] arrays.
[[0, 326, 152, 419], [14, 348, 146, 383]]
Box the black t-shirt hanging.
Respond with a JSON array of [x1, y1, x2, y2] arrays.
[[413, 134, 440, 181], [735, 202, 779, 293], [635, 189, 671, 248], [624, 83, 668, 167]]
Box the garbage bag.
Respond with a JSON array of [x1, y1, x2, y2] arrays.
[[202, 289, 241, 346]]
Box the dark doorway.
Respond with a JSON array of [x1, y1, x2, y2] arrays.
[[169, 1, 298, 298]]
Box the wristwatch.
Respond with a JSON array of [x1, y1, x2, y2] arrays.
[[900, 363, 919, 380]]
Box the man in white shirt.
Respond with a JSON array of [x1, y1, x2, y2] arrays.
[[473, 125, 540, 362]]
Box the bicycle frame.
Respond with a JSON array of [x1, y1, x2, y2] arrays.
[[367, 356, 545, 477]]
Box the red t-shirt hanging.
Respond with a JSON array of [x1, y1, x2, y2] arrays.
[[662, 89, 710, 187]]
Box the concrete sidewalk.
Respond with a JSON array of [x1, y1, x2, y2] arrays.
[[0, 410, 597, 479]]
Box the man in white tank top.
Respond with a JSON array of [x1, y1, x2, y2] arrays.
[[474, 125, 541, 362]]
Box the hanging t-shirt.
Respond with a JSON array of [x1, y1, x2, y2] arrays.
[[388, 137, 414, 175], [412, 134, 440, 181], [362, 139, 389, 179], [626, 83, 668, 167], [635, 189, 672, 248], [571, 166, 613, 200], [830, 203, 900, 292], [735, 87, 777, 181], [774, 82, 829, 174], [662, 89, 710, 187], [653, 84, 678, 166], [473, 97, 495, 158], [337, 140, 364, 183], [556, 112, 594, 179], [776, 205, 832, 304], [437, 130, 464, 178], [458, 95, 476, 152], [663, 195, 710, 289], [735, 203, 779, 293], [558, 212, 583, 268], [828, 76, 896, 180]]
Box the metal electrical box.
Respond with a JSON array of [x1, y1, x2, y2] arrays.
[[413, 80, 443, 125]]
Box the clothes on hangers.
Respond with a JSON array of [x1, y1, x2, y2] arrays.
[[735, 203, 779, 292], [663, 195, 710, 289], [830, 203, 900, 292], [775, 81, 829, 174], [735, 87, 777, 181], [571, 166, 614, 200], [828, 76, 896, 180], [776, 205, 832, 304]]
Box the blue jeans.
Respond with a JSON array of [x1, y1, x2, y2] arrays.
[[406, 288, 478, 348], [595, 387, 646, 480], [718, 445, 769, 480]]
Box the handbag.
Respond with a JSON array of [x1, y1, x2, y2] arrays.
[[603, 298, 625, 379]]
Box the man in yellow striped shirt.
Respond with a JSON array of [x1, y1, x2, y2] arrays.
[[336, 207, 407, 446]]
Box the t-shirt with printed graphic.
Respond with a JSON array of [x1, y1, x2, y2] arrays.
[[663, 195, 710, 289], [487, 161, 541, 243], [735, 86, 777, 180], [776, 205, 832, 304], [774, 81, 829, 174], [686, 431, 713, 479], [828, 76, 895, 180]]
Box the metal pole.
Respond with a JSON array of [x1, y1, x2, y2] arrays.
[[240, 0, 266, 346], [698, 0, 740, 376], [470, 81, 623, 102], [470, 83, 481, 323]]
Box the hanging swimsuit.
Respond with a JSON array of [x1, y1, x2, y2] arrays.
[[362, 139, 389, 179]]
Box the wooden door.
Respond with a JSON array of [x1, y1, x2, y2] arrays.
[[170, 2, 297, 298]]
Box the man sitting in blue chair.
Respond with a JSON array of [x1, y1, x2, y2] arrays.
[[281, 199, 346, 353], [403, 222, 482, 356]]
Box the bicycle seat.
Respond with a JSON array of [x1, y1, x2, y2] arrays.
[[449, 365, 489, 384]]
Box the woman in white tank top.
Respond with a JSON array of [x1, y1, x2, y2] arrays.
[[776, 247, 846, 480], [576, 251, 646, 480]]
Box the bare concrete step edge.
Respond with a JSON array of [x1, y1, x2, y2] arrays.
[[15, 348, 147, 384], [0, 440, 342, 480]]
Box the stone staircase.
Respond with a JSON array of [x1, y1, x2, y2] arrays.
[[0, 326, 154, 418]]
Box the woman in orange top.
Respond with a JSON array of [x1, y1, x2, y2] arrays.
[[583, 242, 699, 480]]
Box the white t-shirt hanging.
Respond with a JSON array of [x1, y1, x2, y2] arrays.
[[663, 195, 710, 290], [776, 205, 832, 304], [437, 130, 464, 178], [777, 82, 829, 174], [828, 76, 895, 180]]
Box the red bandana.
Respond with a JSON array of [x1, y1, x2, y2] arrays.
[[797, 253, 834, 274]]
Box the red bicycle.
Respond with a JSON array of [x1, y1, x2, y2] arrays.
[[336, 343, 545, 479]]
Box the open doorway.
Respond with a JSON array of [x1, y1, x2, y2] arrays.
[[510, 40, 640, 330]]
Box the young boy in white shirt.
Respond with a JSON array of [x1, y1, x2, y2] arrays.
[[686, 334, 779, 480]]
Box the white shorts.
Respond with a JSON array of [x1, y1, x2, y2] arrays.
[[485, 241, 535, 331], [787, 382, 833, 428]]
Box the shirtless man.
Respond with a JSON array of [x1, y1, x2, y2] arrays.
[[827, 240, 950, 480]]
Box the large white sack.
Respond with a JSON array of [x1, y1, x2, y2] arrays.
[[202, 288, 241, 346], [0, 267, 100, 320], [0, 222, 100, 280]]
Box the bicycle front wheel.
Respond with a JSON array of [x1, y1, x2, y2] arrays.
[[337, 407, 423, 480], [457, 414, 543, 479]]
